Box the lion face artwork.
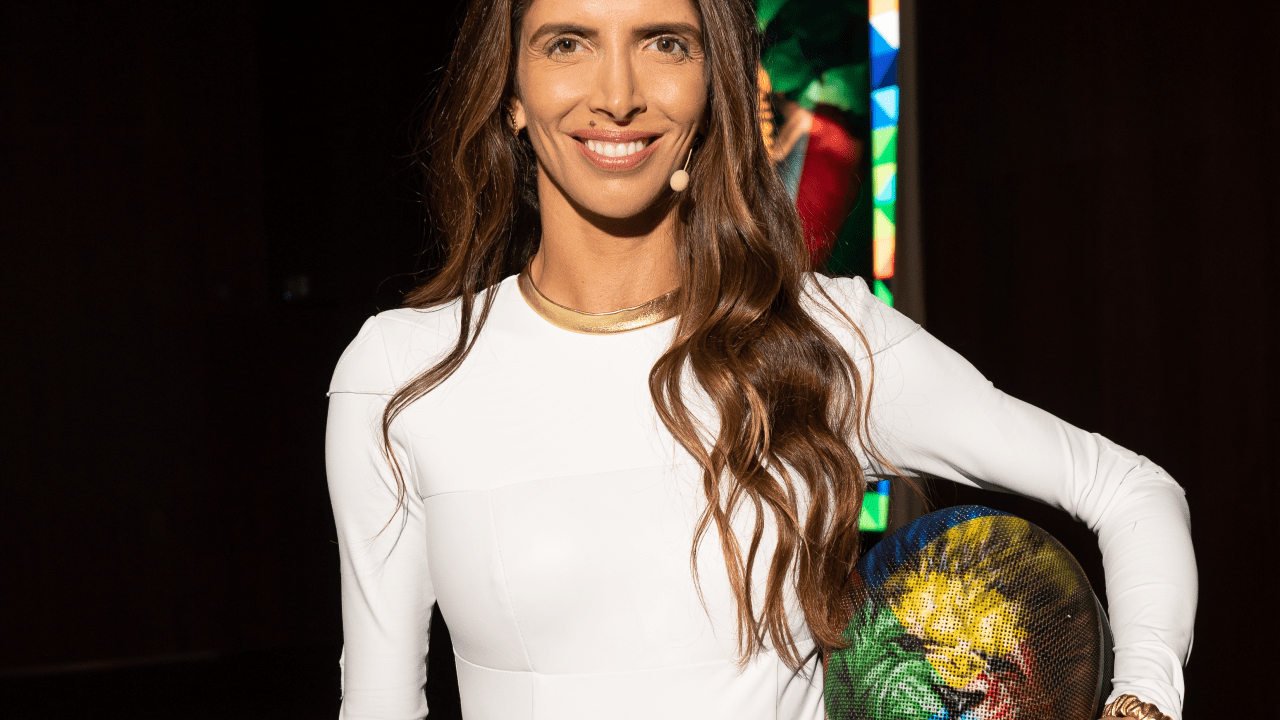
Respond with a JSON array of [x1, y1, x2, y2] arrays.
[[824, 507, 1111, 720]]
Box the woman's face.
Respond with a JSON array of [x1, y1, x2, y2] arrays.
[[512, 0, 708, 220]]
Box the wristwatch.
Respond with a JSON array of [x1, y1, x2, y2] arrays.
[[1102, 694, 1172, 720]]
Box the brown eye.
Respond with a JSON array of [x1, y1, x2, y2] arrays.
[[550, 38, 580, 55], [646, 35, 686, 56]]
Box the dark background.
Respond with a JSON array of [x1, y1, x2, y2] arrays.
[[2, 0, 1276, 717]]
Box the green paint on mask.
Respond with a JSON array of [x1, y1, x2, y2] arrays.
[[825, 601, 944, 720]]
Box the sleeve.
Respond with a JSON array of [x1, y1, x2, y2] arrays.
[[842, 282, 1196, 719], [327, 317, 435, 720]]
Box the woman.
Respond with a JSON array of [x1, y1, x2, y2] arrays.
[[325, 0, 1196, 718]]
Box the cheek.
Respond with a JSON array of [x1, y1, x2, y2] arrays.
[[644, 67, 708, 124], [518, 64, 590, 129]]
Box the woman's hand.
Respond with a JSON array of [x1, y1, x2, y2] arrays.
[[1099, 693, 1173, 720]]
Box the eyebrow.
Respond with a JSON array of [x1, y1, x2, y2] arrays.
[[527, 21, 702, 44], [632, 22, 702, 40], [528, 23, 594, 43]]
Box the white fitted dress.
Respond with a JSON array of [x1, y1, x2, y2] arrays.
[[325, 273, 1195, 720]]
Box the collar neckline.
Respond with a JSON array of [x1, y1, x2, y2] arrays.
[[517, 270, 680, 335]]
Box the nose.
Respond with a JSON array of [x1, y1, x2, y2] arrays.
[[934, 685, 986, 718], [589, 44, 645, 122]]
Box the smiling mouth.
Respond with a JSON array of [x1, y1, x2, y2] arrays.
[[581, 138, 652, 158], [572, 131, 663, 172]]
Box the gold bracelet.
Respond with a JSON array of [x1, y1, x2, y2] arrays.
[[1102, 694, 1172, 720]]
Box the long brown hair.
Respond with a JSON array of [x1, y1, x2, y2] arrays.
[[383, 0, 892, 669]]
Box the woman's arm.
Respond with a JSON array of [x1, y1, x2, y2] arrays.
[[327, 318, 435, 720], [870, 321, 1196, 720]]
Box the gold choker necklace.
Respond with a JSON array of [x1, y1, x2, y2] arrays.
[[517, 271, 679, 335]]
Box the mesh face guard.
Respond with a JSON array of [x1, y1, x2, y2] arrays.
[[824, 506, 1113, 720]]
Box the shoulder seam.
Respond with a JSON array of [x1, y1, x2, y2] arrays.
[[328, 316, 398, 396], [374, 309, 457, 340], [870, 323, 923, 357]]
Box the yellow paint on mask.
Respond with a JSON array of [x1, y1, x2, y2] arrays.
[[888, 570, 1025, 688], [882, 518, 1043, 689], [939, 516, 1082, 596]]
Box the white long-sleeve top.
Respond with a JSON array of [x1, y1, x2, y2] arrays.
[[325, 273, 1196, 720]]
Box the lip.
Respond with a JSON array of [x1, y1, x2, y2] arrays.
[[572, 131, 663, 172], [571, 128, 661, 143]]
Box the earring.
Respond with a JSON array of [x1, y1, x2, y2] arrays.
[[669, 148, 693, 192]]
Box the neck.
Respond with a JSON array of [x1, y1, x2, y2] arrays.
[[529, 174, 681, 314]]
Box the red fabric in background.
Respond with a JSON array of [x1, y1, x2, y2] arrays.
[[795, 108, 862, 270]]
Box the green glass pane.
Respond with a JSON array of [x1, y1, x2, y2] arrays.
[[859, 490, 889, 531], [872, 162, 897, 202], [875, 199, 896, 225], [874, 279, 894, 306], [872, 127, 897, 165]]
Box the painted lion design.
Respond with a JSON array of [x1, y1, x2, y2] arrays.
[[824, 506, 1111, 720]]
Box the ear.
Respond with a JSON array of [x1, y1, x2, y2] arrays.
[[508, 97, 527, 133]]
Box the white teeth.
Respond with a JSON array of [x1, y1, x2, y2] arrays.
[[585, 138, 649, 157]]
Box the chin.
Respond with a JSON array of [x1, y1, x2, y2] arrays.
[[568, 179, 669, 220]]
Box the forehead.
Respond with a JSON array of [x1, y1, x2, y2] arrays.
[[521, 0, 702, 34]]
